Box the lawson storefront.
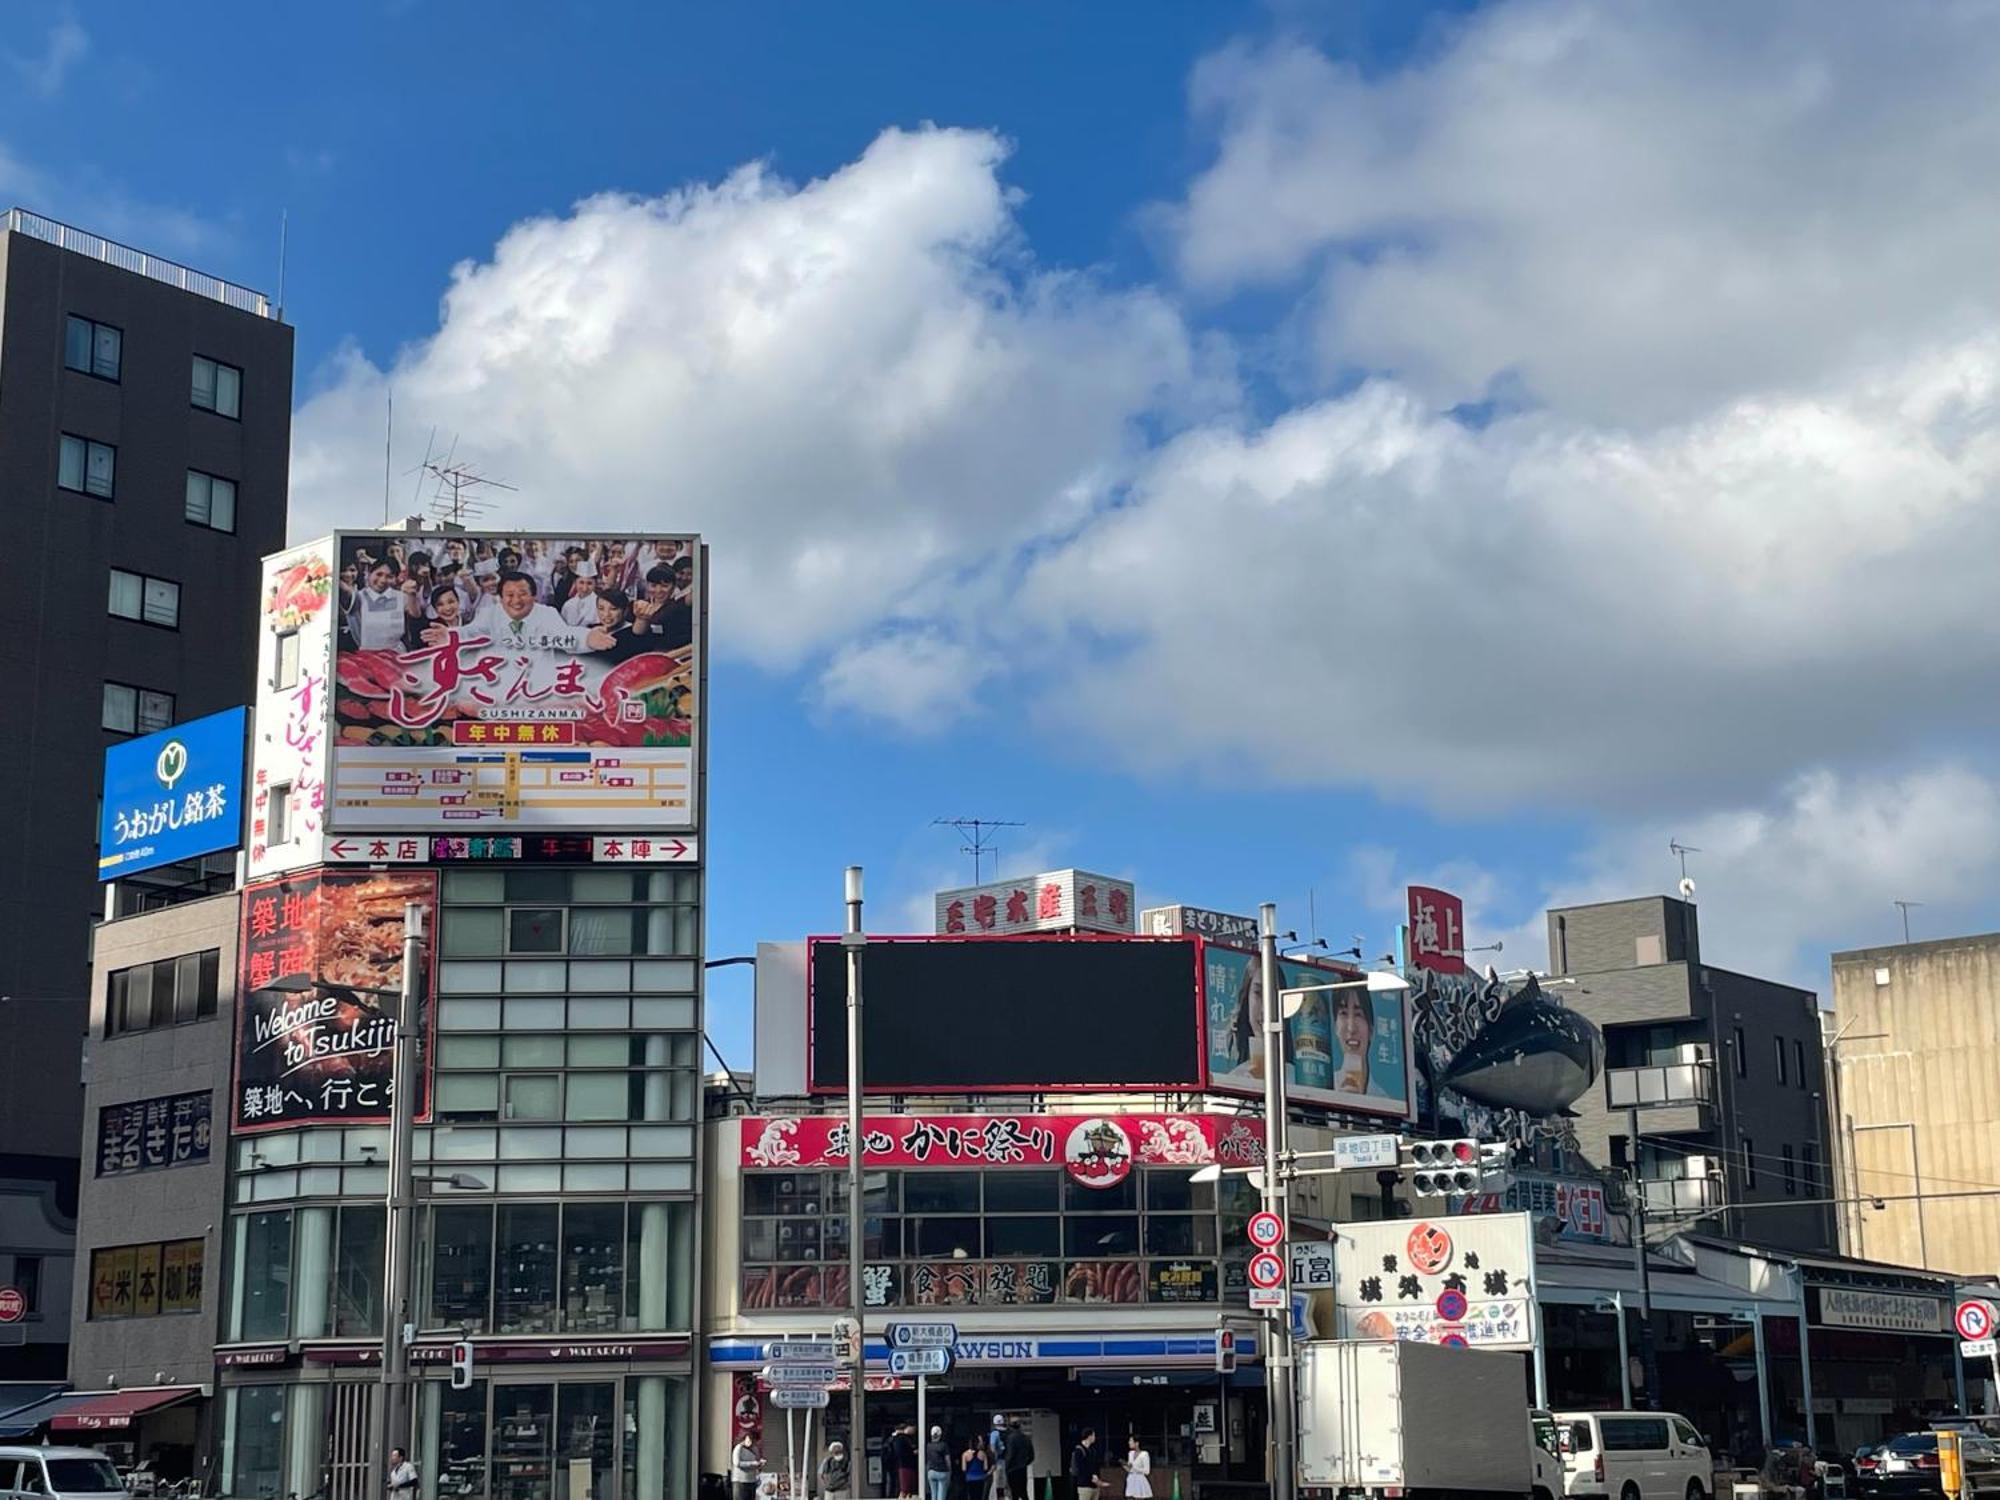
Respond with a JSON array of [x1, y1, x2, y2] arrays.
[[704, 1112, 1276, 1499]]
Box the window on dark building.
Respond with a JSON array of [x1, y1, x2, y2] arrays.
[[191, 354, 242, 417], [59, 434, 116, 498], [1733, 1026, 1747, 1078], [65, 315, 121, 380], [186, 470, 237, 532], [1775, 1036, 1788, 1085], [1743, 1136, 1756, 1189], [1782, 1145, 1797, 1195]]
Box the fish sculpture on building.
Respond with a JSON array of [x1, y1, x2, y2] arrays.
[[1437, 974, 1604, 1117]]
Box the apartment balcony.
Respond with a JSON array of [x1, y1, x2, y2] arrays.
[[1605, 1058, 1716, 1134], [1640, 1173, 1723, 1216]]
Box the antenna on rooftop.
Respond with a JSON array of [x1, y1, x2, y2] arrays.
[[934, 817, 1025, 883], [1670, 839, 1700, 900], [401, 434, 515, 527]]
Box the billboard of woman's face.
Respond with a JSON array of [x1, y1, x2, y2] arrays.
[[1202, 945, 1414, 1120]]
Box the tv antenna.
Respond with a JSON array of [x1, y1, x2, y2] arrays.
[[406, 434, 514, 527], [1894, 899, 1923, 945], [1670, 839, 1700, 900], [933, 817, 1024, 883]]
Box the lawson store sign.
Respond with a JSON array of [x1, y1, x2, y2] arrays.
[[98, 707, 247, 880]]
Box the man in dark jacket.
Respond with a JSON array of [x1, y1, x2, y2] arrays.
[[1004, 1421, 1035, 1500], [1070, 1430, 1100, 1500], [886, 1424, 918, 1499]]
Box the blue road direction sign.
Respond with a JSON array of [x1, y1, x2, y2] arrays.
[[98, 707, 247, 880], [887, 1322, 957, 1350], [890, 1348, 953, 1377]]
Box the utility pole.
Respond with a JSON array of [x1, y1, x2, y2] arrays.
[[843, 868, 868, 1492], [1259, 903, 1296, 1500], [377, 902, 425, 1500]]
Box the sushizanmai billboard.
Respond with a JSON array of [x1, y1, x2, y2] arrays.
[[320, 532, 701, 832]]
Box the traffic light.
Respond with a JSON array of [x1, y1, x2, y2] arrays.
[[451, 1339, 474, 1391], [1405, 1139, 1481, 1196], [1215, 1327, 1236, 1375]]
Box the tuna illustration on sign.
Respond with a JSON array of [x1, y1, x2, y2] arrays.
[[1437, 975, 1604, 1117]]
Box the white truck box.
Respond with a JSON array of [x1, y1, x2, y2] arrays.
[[1298, 1339, 1533, 1497]]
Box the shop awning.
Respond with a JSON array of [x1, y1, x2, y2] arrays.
[[0, 1390, 90, 1440], [1538, 1259, 1797, 1316], [49, 1387, 201, 1433]]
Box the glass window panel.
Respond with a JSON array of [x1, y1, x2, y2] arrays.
[[500, 1127, 563, 1160], [439, 1077, 501, 1119], [565, 1127, 627, 1158], [568, 1035, 631, 1066], [505, 1075, 560, 1120], [564, 1073, 629, 1121], [492, 1387, 555, 1500], [438, 999, 502, 1030], [556, 1382, 617, 1500], [433, 1378, 488, 1498], [502, 1034, 565, 1067], [628, 1125, 690, 1158], [632, 960, 698, 991], [222, 1386, 284, 1500], [107, 569, 142, 619], [983, 1170, 1058, 1211], [628, 1163, 693, 1191], [93, 323, 121, 379], [505, 998, 566, 1029], [562, 1204, 625, 1332], [143, 576, 180, 627], [86, 441, 116, 497], [441, 909, 503, 957], [567, 908, 637, 955], [298, 1165, 343, 1196], [434, 1128, 497, 1161], [216, 362, 242, 418], [101, 683, 136, 733], [507, 909, 564, 953], [905, 1216, 980, 1258], [342, 1129, 386, 1161], [233, 1209, 293, 1341], [494, 1204, 559, 1333], [1065, 1214, 1140, 1257], [333, 1205, 385, 1336], [569, 997, 629, 1029], [137, 690, 174, 733], [1143, 1214, 1215, 1256], [987, 1217, 1062, 1257], [632, 998, 694, 1029], [65, 317, 94, 373], [430, 1204, 493, 1333], [191, 356, 216, 409], [343, 1165, 389, 1197], [1145, 1171, 1217, 1212], [60, 434, 86, 491], [442, 870, 506, 903], [505, 870, 569, 902], [1066, 1174, 1138, 1210], [568, 871, 633, 902], [438, 1036, 501, 1069], [505, 961, 567, 993], [438, 961, 504, 994], [904, 1172, 981, 1213], [568, 960, 632, 992], [497, 1163, 562, 1192]]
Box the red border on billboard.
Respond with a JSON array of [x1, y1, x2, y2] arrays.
[[803, 932, 1208, 1096], [231, 868, 441, 1133]]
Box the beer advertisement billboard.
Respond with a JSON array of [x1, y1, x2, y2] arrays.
[[234, 868, 438, 1132], [326, 533, 699, 831]]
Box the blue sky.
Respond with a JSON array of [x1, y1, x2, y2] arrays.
[[12, 0, 2000, 1069]]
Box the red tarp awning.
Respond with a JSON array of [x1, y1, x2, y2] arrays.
[[50, 1387, 200, 1432]]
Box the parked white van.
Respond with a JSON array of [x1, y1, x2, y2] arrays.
[[1552, 1411, 1714, 1500], [0, 1447, 129, 1500]]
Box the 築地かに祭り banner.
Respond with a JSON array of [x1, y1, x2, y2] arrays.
[[327, 533, 699, 830]]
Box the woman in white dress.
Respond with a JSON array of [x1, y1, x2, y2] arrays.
[[1123, 1436, 1152, 1500]]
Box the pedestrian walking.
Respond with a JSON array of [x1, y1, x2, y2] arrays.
[[819, 1442, 851, 1500], [926, 1426, 953, 1500], [1070, 1430, 1100, 1500], [963, 1437, 992, 1500], [1004, 1420, 1035, 1500], [989, 1418, 1010, 1500], [1121, 1438, 1151, 1500], [387, 1448, 419, 1500], [887, 1424, 919, 1499], [731, 1435, 765, 1500]]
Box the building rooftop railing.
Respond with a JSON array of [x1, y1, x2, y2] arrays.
[[4, 207, 273, 318]]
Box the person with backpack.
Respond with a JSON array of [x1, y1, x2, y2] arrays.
[[1070, 1431, 1101, 1500], [1004, 1420, 1035, 1500]]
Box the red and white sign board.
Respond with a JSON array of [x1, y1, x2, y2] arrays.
[[0, 1287, 24, 1323], [935, 869, 1135, 936], [1406, 886, 1468, 975], [741, 1113, 1266, 1173], [1247, 1211, 1285, 1250], [1957, 1300, 1994, 1341], [1248, 1253, 1286, 1290]]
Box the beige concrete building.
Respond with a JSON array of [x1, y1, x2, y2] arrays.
[[1828, 931, 2000, 1278]]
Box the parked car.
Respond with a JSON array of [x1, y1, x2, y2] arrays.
[[0, 1447, 130, 1500], [1865, 1433, 1942, 1497], [1552, 1410, 1715, 1500]]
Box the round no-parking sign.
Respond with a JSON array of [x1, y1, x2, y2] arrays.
[[1957, 1300, 1994, 1341], [0, 1288, 25, 1324]]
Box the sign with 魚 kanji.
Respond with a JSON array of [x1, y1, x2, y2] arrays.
[[98, 706, 247, 880], [233, 868, 438, 1132]]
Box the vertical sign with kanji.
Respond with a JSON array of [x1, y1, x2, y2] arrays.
[[1406, 886, 1468, 976], [234, 868, 439, 1132]]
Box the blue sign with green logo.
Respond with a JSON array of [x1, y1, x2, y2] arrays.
[[98, 706, 248, 880]]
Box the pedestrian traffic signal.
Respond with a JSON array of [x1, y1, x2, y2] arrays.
[[451, 1339, 474, 1391], [1215, 1328, 1236, 1375], [1404, 1139, 1481, 1196]]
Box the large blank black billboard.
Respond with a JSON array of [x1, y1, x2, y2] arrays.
[[808, 936, 1203, 1093]]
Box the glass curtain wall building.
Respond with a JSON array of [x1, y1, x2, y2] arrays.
[[216, 867, 702, 1500]]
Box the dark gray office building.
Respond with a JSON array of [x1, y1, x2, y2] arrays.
[[0, 209, 291, 1378], [1548, 894, 1834, 1253]]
